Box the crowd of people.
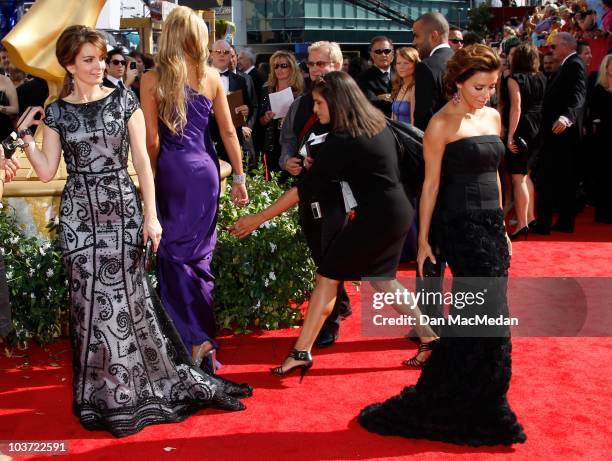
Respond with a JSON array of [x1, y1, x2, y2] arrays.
[[0, 0, 610, 445]]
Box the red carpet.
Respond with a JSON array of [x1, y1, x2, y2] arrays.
[[1, 208, 611, 460]]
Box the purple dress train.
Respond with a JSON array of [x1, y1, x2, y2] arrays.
[[156, 88, 220, 352]]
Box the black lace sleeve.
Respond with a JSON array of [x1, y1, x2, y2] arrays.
[[123, 88, 140, 122], [44, 103, 60, 134]]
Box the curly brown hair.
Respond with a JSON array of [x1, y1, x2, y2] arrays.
[[444, 44, 501, 98]]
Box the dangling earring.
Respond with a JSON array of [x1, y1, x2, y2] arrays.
[[452, 91, 461, 105], [70, 74, 75, 93]]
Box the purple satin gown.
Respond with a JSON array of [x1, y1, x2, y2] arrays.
[[156, 88, 220, 352]]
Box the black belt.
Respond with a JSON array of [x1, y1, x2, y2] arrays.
[[67, 167, 128, 175]]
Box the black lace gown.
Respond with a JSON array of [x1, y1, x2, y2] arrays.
[[358, 135, 526, 446], [44, 88, 245, 438]]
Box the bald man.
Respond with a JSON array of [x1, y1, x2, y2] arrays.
[[411, 12, 454, 130]]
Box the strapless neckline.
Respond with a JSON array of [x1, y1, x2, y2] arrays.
[[446, 135, 501, 147]]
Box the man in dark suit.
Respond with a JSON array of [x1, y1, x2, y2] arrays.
[[411, 12, 454, 131], [533, 32, 587, 234], [410, 13, 453, 337], [102, 48, 138, 92], [357, 36, 394, 117], [210, 40, 257, 164], [230, 45, 259, 169], [238, 47, 264, 104]]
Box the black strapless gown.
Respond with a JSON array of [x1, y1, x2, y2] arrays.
[[358, 135, 526, 446]]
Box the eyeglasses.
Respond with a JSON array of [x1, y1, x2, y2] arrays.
[[274, 63, 289, 69], [372, 48, 393, 55], [450, 39, 464, 44], [307, 60, 331, 68], [110, 59, 126, 66], [213, 49, 231, 55]]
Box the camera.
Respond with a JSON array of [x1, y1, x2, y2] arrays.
[[129, 61, 137, 70], [1, 132, 24, 160]]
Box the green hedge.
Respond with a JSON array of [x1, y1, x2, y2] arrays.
[[0, 171, 314, 345]]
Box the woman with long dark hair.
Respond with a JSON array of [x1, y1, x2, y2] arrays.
[[230, 71, 438, 378], [16, 23, 247, 437], [359, 45, 526, 446]]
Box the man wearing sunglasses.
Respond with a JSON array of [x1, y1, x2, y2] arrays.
[[448, 26, 464, 52], [209, 40, 258, 167], [356, 36, 395, 117], [103, 48, 137, 91]]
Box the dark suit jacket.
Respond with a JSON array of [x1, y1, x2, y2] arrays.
[[102, 76, 119, 89], [357, 66, 394, 117], [413, 46, 454, 130], [541, 53, 587, 143], [247, 67, 264, 106]]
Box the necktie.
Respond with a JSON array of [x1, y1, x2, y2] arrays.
[[117, 80, 125, 90], [382, 71, 390, 84], [220, 70, 230, 77]]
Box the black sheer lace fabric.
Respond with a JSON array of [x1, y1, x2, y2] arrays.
[[44, 88, 243, 437]]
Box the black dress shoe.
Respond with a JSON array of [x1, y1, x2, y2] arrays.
[[530, 222, 551, 235], [314, 322, 339, 348], [551, 222, 575, 233]]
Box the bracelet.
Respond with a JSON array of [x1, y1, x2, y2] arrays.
[[18, 128, 32, 139], [232, 174, 246, 185]]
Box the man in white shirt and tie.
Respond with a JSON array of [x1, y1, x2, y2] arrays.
[[103, 48, 138, 91]]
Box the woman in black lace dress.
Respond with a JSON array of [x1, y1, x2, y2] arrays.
[[359, 45, 526, 446], [16, 25, 249, 438]]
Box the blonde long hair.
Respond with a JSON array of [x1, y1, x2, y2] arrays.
[[155, 6, 209, 135], [596, 54, 611, 91], [391, 47, 420, 100], [266, 51, 304, 96]]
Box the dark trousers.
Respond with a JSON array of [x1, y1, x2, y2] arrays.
[[535, 133, 579, 229], [0, 255, 12, 337], [299, 202, 351, 327]]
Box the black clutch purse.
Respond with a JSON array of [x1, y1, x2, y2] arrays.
[[143, 239, 154, 272], [515, 136, 528, 155]]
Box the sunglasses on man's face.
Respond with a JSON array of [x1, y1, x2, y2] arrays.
[[213, 49, 231, 55], [450, 39, 464, 44], [373, 48, 393, 55], [307, 61, 331, 68], [111, 59, 126, 66], [274, 63, 289, 70]]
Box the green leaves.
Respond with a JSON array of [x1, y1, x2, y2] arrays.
[[0, 203, 69, 346], [213, 169, 315, 333]]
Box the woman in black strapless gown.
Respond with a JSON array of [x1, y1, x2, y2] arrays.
[[359, 45, 526, 446]]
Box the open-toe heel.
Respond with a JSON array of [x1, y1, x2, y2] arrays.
[[270, 349, 313, 383], [402, 339, 439, 368]]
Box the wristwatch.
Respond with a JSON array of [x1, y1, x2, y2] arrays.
[[232, 173, 246, 185], [18, 128, 32, 139]]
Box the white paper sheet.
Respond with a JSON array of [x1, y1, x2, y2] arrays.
[[269, 87, 294, 119]]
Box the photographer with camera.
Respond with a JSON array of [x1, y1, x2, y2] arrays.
[[102, 47, 138, 92]]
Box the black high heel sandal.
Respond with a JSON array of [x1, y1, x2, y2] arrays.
[[402, 339, 439, 368], [270, 349, 313, 383], [510, 226, 529, 241]]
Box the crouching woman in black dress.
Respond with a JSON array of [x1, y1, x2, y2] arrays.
[[230, 71, 438, 379], [358, 44, 526, 446]]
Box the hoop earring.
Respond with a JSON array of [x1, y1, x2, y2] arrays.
[[452, 91, 461, 105]]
